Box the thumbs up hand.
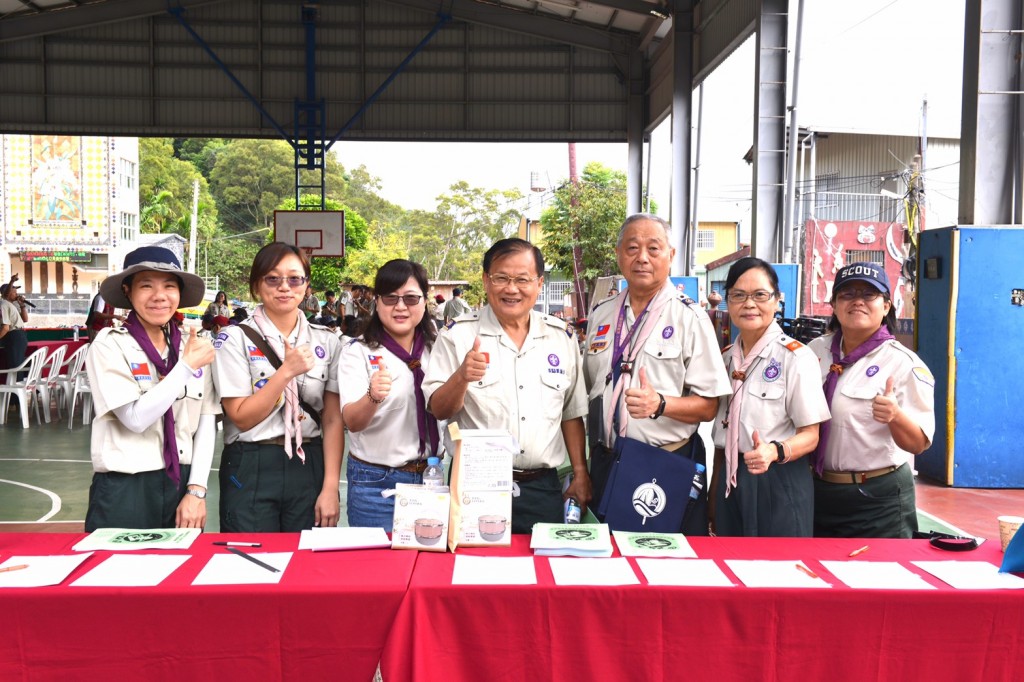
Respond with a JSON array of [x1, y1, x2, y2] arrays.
[[743, 429, 775, 475], [458, 337, 488, 383], [282, 338, 316, 379], [368, 358, 392, 404], [624, 367, 660, 419], [872, 376, 900, 424], [182, 325, 216, 370]]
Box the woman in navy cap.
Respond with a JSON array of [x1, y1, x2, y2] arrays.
[[807, 262, 935, 538], [85, 246, 219, 531]]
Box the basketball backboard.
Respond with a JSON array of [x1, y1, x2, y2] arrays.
[[273, 210, 345, 258]]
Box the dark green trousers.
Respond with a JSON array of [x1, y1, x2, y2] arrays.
[[813, 462, 917, 539], [511, 468, 563, 534], [85, 464, 192, 532]]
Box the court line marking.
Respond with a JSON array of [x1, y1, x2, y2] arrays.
[[0, 479, 62, 521], [917, 508, 974, 538]]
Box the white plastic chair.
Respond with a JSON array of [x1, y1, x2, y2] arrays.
[[36, 344, 67, 424], [68, 367, 93, 429], [54, 343, 89, 418], [0, 347, 48, 428]]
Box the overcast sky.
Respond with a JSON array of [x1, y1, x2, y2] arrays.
[[331, 0, 965, 226]]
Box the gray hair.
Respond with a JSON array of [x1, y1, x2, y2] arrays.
[[616, 213, 673, 247]]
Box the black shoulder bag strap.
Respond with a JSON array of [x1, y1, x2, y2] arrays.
[[239, 324, 323, 429]]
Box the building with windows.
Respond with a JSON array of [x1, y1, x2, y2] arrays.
[[1, 134, 138, 323]]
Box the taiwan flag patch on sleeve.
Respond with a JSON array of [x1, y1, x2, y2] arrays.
[[130, 362, 152, 381]]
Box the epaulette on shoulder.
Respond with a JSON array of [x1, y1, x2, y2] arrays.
[[446, 312, 478, 330], [592, 294, 616, 311], [783, 337, 804, 352], [541, 315, 568, 332], [678, 293, 698, 306]]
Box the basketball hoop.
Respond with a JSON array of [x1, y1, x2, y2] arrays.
[[302, 247, 316, 260]]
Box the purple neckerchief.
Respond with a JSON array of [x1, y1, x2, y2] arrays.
[[379, 329, 439, 458], [812, 326, 895, 474], [123, 311, 183, 484]]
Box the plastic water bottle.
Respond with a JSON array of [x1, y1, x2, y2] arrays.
[[685, 463, 706, 515], [422, 456, 444, 488], [72, 325, 80, 342], [564, 497, 582, 524]]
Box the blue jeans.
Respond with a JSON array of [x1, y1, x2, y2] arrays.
[[346, 456, 422, 531]]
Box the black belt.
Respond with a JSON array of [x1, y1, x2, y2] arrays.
[[253, 435, 322, 447], [512, 468, 553, 482], [349, 452, 434, 474]]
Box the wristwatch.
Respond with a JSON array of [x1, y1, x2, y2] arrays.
[[649, 393, 667, 420], [185, 488, 207, 499], [771, 440, 785, 463]]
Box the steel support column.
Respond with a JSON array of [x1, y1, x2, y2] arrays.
[[670, 0, 695, 275], [959, 0, 1023, 225], [626, 50, 646, 214], [751, 0, 788, 260]]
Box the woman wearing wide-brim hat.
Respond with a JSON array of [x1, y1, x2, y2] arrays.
[[85, 246, 219, 531]]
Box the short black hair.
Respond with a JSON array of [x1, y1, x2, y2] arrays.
[[482, 238, 544, 277], [452, 287, 463, 297], [724, 257, 780, 295]]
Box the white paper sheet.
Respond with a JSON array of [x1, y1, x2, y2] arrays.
[[192, 551, 292, 585], [613, 531, 698, 559], [820, 560, 935, 590], [548, 557, 640, 586], [71, 554, 191, 587], [724, 560, 831, 588], [451, 555, 537, 585], [911, 561, 1024, 590], [298, 527, 390, 552], [0, 553, 94, 587], [72, 528, 201, 552], [636, 558, 735, 587]]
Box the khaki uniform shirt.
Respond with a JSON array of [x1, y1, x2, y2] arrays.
[[423, 306, 587, 470], [583, 281, 731, 447], [1, 299, 26, 330], [807, 333, 935, 472], [711, 334, 831, 450], [339, 339, 439, 467], [212, 317, 341, 444], [87, 327, 221, 483]]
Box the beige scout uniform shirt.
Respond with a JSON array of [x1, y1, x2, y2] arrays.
[[1, 298, 26, 330], [583, 282, 731, 448], [807, 333, 935, 472], [339, 339, 438, 467], [212, 317, 341, 444], [87, 327, 220, 485], [711, 335, 831, 451], [423, 306, 587, 470]]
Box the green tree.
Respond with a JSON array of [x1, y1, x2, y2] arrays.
[[139, 138, 218, 238], [209, 139, 295, 232], [341, 224, 410, 286], [540, 162, 646, 296]]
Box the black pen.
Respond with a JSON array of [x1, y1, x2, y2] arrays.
[[225, 546, 280, 573], [213, 541, 262, 547]]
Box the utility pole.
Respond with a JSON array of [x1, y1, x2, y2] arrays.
[[187, 178, 200, 273], [568, 143, 587, 318]]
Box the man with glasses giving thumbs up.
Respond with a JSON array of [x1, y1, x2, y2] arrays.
[[424, 238, 590, 533]]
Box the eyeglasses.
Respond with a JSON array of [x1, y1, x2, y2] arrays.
[[726, 290, 776, 303], [262, 275, 309, 289], [836, 288, 883, 302], [487, 274, 539, 288], [378, 293, 424, 307]]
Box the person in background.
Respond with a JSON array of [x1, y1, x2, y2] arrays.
[[425, 238, 590, 533], [443, 286, 472, 324], [86, 291, 125, 342], [300, 284, 321, 321], [807, 262, 935, 539], [710, 257, 830, 537], [320, 290, 340, 326], [212, 242, 342, 532], [212, 315, 230, 336], [340, 259, 442, 530], [340, 314, 359, 343], [1, 276, 30, 376], [84, 246, 219, 531], [431, 294, 446, 329], [205, 291, 230, 319], [582, 214, 731, 535], [229, 307, 248, 325], [353, 285, 373, 324]]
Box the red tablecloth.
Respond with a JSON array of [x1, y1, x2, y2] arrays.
[[0, 533, 417, 682], [380, 536, 1024, 682]]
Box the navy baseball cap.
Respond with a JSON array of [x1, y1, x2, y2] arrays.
[[834, 262, 890, 295]]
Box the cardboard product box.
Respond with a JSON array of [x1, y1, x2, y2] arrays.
[[391, 483, 451, 552], [445, 424, 516, 550]]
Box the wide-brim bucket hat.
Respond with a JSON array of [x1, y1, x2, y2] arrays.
[[100, 246, 206, 310]]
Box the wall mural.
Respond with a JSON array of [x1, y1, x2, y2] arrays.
[[31, 135, 82, 224]]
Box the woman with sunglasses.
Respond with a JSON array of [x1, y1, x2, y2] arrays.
[[339, 259, 442, 530], [709, 258, 830, 537], [212, 242, 343, 532], [807, 262, 935, 538]]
